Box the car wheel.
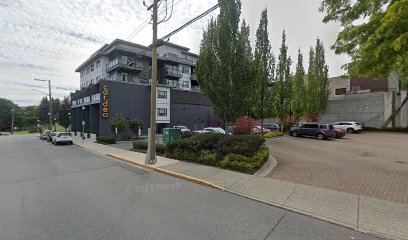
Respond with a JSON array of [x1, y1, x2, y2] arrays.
[[317, 133, 324, 140], [346, 128, 354, 134], [291, 131, 298, 137]]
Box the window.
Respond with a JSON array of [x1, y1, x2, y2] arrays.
[[335, 88, 347, 95], [90, 79, 94, 84], [96, 76, 100, 82], [96, 60, 101, 68], [158, 90, 167, 99], [86, 67, 90, 74], [182, 66, 189, 74], [157, 108, 167, 117], [91, 64, 94, 72], [310, 124, 319, 128], [182, 81, 189, 88], [320, 125, 328, 129]]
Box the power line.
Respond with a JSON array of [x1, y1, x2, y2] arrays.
[[126, 0, 184, 41], [156, 3, 220, 46]]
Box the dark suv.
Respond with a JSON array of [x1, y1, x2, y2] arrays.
[[289, 123, 336, 140]]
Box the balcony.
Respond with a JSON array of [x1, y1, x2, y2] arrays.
[[190, 74, 198, 81], [106, 59, 144, 73], [164, 66, 182, 79]]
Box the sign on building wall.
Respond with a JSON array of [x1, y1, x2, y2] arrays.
[[102, 84, 109, 118]]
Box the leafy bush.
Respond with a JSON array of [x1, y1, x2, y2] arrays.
[[216, 134, 264, 157], [219, 147, 269, 174], [133, 140, 148, 150], [166, 133, 225, 153], [133, 140, 166, 154], [181, 131, 197, 139], [264, 131, 285, 138], [234, 117, 255, 135], [96, 136, 116, 144]]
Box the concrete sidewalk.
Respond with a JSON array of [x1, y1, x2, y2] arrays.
[[74, 136, 408, 240]]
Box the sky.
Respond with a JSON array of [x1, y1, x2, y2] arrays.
[[0, 0, 348, 106]]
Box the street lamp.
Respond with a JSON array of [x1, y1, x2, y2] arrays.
[[1, 108, 14, 135], [81, 106, 85, 140], [68, 112, 71, 132], [34, 79, 52, 130]]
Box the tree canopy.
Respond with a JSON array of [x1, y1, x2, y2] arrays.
[[196, 0, 253, 125], [320, 0, 408, 88]]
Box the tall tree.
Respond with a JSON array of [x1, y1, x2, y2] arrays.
[[273, 30, 292, 129], [320, 0, 408, 127], [58, 96, 71, 130], [252, 8, 275, 133], [291, 49, 306, 122], [196, 0, 252, 128], [0, 98, 24, 130], [305, 39, 329, 120]]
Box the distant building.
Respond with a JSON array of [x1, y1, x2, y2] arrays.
[[321, 76, 407, 128], [70, 39, 218, 137]]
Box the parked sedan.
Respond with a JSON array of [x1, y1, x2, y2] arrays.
[[47, 132, 57, 142], [0, 132, 10, 136], [173, 126, 190, 133], [204, 127, 227, 134], [40, 130, 52, 140], [252, 126, 271, 133], [52, 132, 73, 145], [332, 121, 363, 133], [334, 128, 346, 138], [262, 123, 280, 131], [289, 123, 336, 140]]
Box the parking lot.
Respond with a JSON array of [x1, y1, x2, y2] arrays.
[[266, 132, 408, 204]]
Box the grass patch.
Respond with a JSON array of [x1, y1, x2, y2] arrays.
[[263, 131, 285, 138]]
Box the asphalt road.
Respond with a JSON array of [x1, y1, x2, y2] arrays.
[[0, 134, 381, 240]]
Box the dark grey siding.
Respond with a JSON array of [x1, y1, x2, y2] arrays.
[[170, 89, 219, 130], [98, 80, 151, 137]]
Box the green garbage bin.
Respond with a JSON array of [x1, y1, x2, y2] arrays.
[[163, 128, 182, 144]]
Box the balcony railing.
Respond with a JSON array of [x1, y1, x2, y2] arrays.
[[190, 74, 197, 81], [106, 59, 144, 73], [164, 66, 182, 79]]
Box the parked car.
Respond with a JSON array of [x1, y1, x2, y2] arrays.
[[289, 122, 336, 140], [204, 127, 227, 134], [52, 132, 73, 145], [173, 126, 190, 133], [332, 121, 363, 133], [334, 128, 346, 138], [47, 132, 57, 142], [251, 126, 271, 133], [40, 130, 52, 140], [0, 132, 10, 136], [192, 130, 210, 134], [262, 123, 280, 131]]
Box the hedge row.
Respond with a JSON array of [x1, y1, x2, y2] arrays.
[[219, 147, 269, 174], [163, 133, 267, 173], [96, 136, 116, 144], [133, 140, 166, 154]]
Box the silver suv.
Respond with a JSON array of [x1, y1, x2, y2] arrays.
[[289, 123, 336, 140]]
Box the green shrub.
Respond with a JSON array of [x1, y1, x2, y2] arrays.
[[133, 140, 148, 150], [166, 133, 225, 153], [219, 147, 269, 174], [156, 143, 166, 154], [181, 131, 197, 139], [263, 131, 285, 138], [133, 140, 166, 154], [216, 134, 264, 157], [96, 136, 116, 144]]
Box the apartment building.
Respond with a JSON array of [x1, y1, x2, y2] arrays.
[[70, 39, 217, 137]]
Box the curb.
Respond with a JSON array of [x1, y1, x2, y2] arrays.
[[106, 154, 225, 191], [254, 155, 277, 177]]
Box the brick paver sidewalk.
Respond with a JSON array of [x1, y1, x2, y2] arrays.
[[74, 136, 408, 240]]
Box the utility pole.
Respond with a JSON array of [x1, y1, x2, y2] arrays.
[[11, 107, 14, 135], [146, 0, 158, 164], [34, 79, 52, 130]]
